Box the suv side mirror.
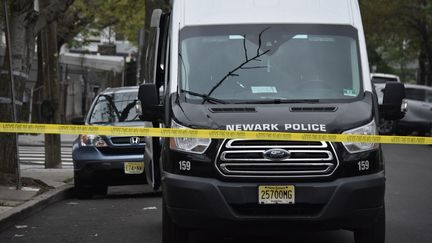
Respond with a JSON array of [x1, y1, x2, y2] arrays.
[[138, 84, 164, 122], [379, 82, 406, 120]]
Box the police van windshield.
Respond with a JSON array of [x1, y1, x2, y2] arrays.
[[179, 24, 363, 104]]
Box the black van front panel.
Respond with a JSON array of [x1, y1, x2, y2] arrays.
[[164, 92, 382, 182]]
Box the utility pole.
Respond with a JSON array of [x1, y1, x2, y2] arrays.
[[39, 0, 62, 169]]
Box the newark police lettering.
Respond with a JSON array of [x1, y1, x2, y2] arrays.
[[226, 123, 327, 132]]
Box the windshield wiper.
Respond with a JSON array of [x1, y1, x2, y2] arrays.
[[181, 90, 229, 104], [236, 99, 320, 104]]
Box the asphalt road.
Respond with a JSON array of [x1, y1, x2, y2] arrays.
[[0, 144, 431, 243]]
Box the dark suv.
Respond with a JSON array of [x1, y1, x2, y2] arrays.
[[72, 86, 146, 198], [396, 84, 432, 135]]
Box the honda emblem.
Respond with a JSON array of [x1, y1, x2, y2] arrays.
[[130, 137, 141, 145]]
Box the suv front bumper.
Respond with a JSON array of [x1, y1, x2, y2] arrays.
[[73, 146, 146, 186]]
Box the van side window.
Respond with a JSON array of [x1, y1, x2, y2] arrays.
[[157, 14, 170, 95], [144, 12, 170, 103], [145, 28, 158, 84]]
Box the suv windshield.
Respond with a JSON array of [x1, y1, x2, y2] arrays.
[[179, 24, 362, 104], [88, 91, 139, 124]]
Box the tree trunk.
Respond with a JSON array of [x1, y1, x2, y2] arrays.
[[0, 2, 35, 182], [416, 19, 432, 86], [0, 63, 19, 180], [39, 16, 62, 169], [423, 35, 432, 87], [31, 36, 45, 123], [418, 50, 426, 85]]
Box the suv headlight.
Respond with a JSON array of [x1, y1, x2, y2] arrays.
[[80, 135, 108, 147], [169, 120, 211, 154], [342, 120, 379, 153]]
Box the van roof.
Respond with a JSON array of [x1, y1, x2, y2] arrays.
[[177, 0, 360, 28]]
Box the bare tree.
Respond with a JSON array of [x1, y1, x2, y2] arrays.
[[0, 0, 74, 182]]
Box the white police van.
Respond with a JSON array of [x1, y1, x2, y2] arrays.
[[138, 1, 406, 242]]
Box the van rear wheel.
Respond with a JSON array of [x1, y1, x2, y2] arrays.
[[162, 199, 189, 243], [354, 207, 385, 243]]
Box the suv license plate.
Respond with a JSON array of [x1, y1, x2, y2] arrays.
[[258, 185, 295, 205], [124, 162, 144, 174]]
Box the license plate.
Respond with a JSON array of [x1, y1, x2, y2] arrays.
[[258, 185, 295, 204], [124, 162, 144, 174]]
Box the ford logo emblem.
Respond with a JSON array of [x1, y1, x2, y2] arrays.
[[263, 149, 291, 160]]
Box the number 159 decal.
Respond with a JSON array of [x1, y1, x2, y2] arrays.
[[179, 161, 191, 171], [358, 160, 370, 171]]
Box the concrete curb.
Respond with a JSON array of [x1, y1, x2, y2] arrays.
[[0, 184, 74, 232]]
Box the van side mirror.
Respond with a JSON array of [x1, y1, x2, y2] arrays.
[[379, 82, 406, 120], [138, 84, 164, 122]]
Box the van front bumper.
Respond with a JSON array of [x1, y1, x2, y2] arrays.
[[162, 172, 385, 231]]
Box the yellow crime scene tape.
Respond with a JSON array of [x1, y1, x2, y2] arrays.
[[0, 122, 431, 145]]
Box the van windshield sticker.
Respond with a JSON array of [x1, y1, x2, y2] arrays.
[[343, 89, 357, 97], [310, 36, 335, 42], [226, 124, 327, 132], [251, 86, 278, 94], [229, 35, 244, 40], [293, 34, 308, 39]]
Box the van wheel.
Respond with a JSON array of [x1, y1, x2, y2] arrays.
[[162, 199, 189, 243], [354, 207, 385, 243]]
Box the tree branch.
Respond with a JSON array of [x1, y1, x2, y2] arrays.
[[33, 0, 75, 35], [205, 27, 271, 100], [205, 49, 270, 100]]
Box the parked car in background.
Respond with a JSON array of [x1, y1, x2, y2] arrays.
[[395, 84, 432, 136], [371, 73, 401, 134], [371, 73, 400, 84], [72, 86, 146, 198]]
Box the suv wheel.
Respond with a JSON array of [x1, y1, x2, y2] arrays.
[[162, 199, 188, 243], [74, 171, 92, 199], [74, 183, 93, 199], [354, 207, 385, 243], [93, 185, 108, 196]]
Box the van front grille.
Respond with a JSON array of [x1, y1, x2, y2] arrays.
[[215, 140, 339, 178]]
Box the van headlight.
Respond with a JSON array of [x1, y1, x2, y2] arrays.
[[80, 135, 108, 147], [342, 120, 379, 153], [169, 120, 211, 154]]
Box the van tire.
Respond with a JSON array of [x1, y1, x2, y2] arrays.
[[162, 199, 189, 243], [354, 207, 385, 243]]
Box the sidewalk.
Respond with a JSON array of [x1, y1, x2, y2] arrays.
[[0, 162, 74, 231]]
